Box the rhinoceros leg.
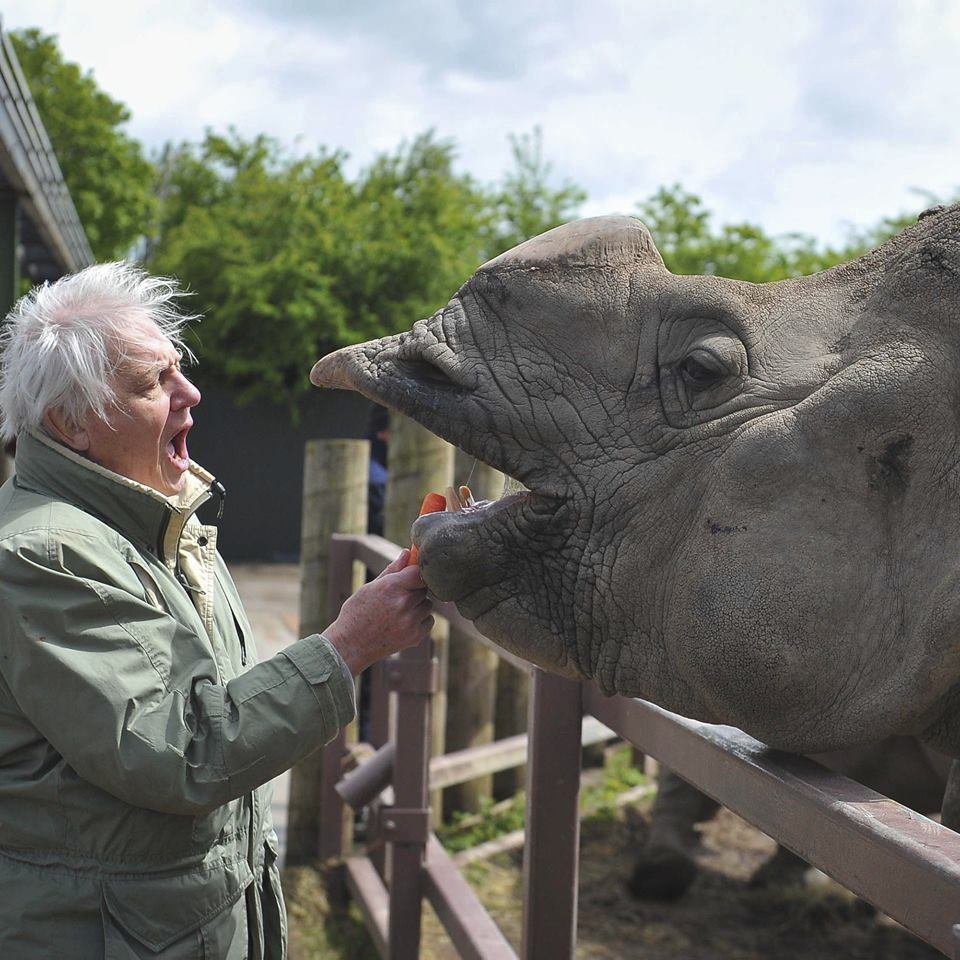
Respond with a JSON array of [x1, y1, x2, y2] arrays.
[[747, 845, 808, 888], [630, 768, 808, 900], [630, 738, 949, 901], [940, 759, 960, 832], [627, 767, 720, 900]]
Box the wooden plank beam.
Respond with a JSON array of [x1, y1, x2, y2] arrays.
[[423, 837, 517, 960], [344, 856, 389, 958], [584, 686, 960, 958]]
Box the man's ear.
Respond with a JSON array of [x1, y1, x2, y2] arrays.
[[43, 408, 90, 452]]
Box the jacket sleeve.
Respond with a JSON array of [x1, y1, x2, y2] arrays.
[[0, 528, 356, 815]]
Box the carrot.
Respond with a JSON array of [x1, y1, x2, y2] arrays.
[[408, 492, 447, 566]]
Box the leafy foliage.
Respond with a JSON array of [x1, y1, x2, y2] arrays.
[[149, 131, 499, 405], [635, 184, 955, 284], [488, 127, 587, 255], [636, 185, 841, 282], [149, 128, 585, 406], [11, 29, 155, 259]]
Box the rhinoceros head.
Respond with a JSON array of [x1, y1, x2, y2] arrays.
[[312, 205, 960, 754]]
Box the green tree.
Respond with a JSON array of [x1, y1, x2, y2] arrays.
[[150, 132, 355, 404], [149, 131, 493, 406], [346, 131, 494, 343], [636, 184, 837, 282], [636, 184, 958, 284], [11, 28, 155, 259], [487, 127, 586, 255]]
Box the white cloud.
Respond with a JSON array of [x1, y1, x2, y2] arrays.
[[3, 0, 959, 245]]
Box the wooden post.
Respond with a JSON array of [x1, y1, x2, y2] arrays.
[[444, 452, 503, 816], [287, 439, 368, 865], [318, 535, 361, 866], [521, 670, 582, 960], [494, 662, 529, 800], [384, 413, 453, 821]]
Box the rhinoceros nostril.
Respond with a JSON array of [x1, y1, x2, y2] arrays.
[[398, 356, 462, 390]]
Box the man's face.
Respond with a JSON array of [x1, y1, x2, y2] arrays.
[[84, 319, 202, 496]]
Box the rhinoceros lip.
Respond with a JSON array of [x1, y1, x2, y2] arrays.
[[412, 490, 529, 542], [410, 490, 564, 606]]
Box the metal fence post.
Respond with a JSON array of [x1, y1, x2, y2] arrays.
[[521, 669, 582, 960]]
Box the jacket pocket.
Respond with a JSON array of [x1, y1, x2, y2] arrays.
[[101, 857, 253, 958]]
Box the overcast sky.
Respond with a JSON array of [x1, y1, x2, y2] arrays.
[[4, 0, 958, 245]]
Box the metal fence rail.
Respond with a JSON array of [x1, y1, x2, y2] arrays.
[[320, 532, 960, 959]]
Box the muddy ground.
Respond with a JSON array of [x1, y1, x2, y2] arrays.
[[286, 804, 941, 959]]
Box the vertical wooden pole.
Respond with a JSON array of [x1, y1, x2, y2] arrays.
[[318, 535, 359, 863], [492, 437, 528, 799], [384, 413, 453, 821], [444, 453, 503, 816], [521, 670, 582, 960], [288, 439, 368, 865], [494, 663, 529, 800]]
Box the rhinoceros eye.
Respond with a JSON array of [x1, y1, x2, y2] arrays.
[[658, 323, 749, 427], [678, 352, 724, 387]]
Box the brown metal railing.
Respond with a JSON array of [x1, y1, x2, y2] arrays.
[[320, 532, 960, 959]]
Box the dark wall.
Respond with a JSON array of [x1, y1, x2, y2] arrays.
[[188, 382, 372, 562]]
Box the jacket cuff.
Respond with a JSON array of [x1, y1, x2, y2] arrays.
[[281, 634, 357, 730]]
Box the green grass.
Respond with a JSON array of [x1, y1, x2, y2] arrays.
[[438, 744, 650, 850]]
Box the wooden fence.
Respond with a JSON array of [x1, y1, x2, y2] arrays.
[[317, 530, 960, 959]]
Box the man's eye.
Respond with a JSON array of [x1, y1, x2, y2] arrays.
[[678, 355, 723, 386]]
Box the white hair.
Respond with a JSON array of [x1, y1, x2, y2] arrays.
[[0, 262, 198, 443]]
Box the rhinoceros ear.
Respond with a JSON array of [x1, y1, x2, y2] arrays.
[[478, 215, 667, 274], [870, 202, 960, 308]]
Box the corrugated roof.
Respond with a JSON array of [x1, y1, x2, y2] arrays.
[[0, 23, 94, 281]]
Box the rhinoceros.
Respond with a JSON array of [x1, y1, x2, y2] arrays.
[[311, 206, 960, 779]]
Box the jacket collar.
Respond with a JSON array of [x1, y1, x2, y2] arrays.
[[14, 429, 221, 567]]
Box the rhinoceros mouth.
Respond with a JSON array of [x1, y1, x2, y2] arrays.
[[407, 486, 574, 619]]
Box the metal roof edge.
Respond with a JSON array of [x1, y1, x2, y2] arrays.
[[0, 23, 94, 275]]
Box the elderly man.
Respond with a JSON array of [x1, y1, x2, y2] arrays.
[[0, 263, 432, 958]]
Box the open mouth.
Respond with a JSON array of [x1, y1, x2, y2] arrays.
[[413, 487, 530, 532], [166, 426, 191, 471]]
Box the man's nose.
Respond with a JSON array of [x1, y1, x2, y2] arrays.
[[173, 372, 202, 408]]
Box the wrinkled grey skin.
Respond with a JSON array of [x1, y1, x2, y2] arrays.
[[633, 741, 950, 900], [312, 205, 960, 757]]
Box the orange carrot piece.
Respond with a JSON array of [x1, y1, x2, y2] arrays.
[[408, 492, 447, 565]]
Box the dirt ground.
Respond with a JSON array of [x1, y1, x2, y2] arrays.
[[286, 805, 942, 960], [469, 808, 942, 960]]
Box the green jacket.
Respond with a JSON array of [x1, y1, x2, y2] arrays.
[[0, 430, 356, 959]]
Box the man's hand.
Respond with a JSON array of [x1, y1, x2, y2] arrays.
[[324, 549, 434, 675]]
